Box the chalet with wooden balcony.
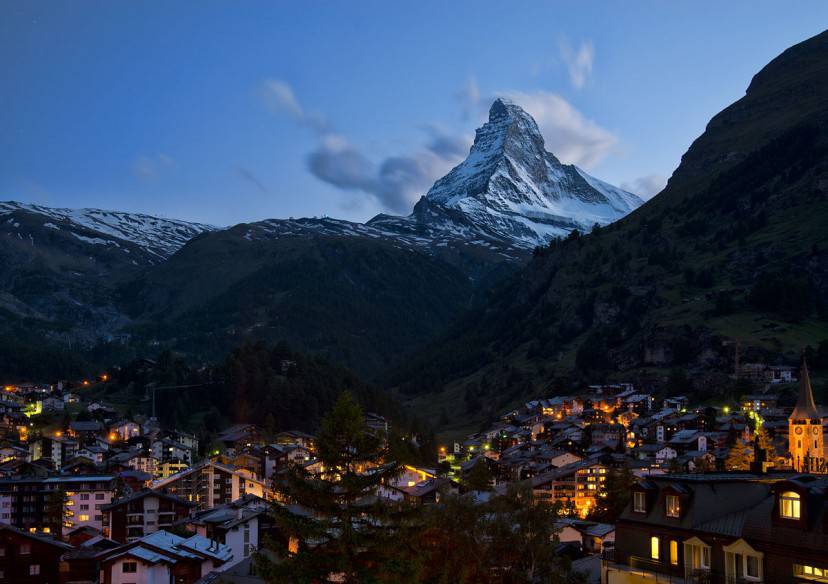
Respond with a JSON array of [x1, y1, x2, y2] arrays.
[[602, 473, 828, 584]]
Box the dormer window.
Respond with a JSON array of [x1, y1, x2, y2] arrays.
[[724, 539, 763, 582], [780, 491, 801, 519], [633, 491, 646, 513], [666, 495, 681, 518]]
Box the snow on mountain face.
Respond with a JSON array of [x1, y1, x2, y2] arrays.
[[0, 201, 215, 260], [382, 98, 643, 248], [0, 101, 637, 268]]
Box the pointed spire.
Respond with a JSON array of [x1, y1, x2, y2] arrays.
[[790, 358, 820, 420]]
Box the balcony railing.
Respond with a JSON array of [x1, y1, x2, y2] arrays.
[[685, 568, 714, 584], [602, 551, 734, 584]]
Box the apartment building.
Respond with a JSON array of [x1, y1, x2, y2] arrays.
[[0, 475, 116, 536]]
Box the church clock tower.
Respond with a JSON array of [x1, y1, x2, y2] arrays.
[[789, 360, 823, 472]]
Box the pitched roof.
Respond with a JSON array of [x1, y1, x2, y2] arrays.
[[791, 361, 820, 420], [620, 474, 773, 534], [151, 460, 265, 489], [0, 523, 75, 550], [104, 530, 230, 565], [178, 534, 234, 562], [101, 488, 194, 512]]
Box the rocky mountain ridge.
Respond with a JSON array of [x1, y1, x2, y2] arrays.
[[0, 99, 640, 378], [0, 201, 215, 262], [369, 98, 642, 249]]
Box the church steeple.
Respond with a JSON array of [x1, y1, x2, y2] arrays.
[[791, 360, 820, 420], [789, 358, 824, 472]]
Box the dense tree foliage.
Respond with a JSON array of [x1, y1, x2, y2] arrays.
[[589, 467, 636, 524], [464, 458, 494, 492], [258, 395, 586, 583], [724, 440, 752, 471], [103, 342, 433, 461], [258, 392, 414, 583], [0, 332, 89, 382]]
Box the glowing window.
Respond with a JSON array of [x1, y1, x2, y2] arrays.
[[780, 491, 801, 519], [650, 536, 660, 560], [633, 491, 646, 513], [670, 540, 679, 565], [666, 495, 680, 518], [795, 564, 828, 581]]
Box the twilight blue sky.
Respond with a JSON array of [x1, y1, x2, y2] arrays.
[[2, 2, 828, 226]]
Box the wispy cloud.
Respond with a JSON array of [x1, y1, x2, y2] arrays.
[[559, 38, 594, 90], [423, 123, 472, 160], [237, 167, 269, 194], [621, 174, 668, 200], [131, 153, 175, 180], [500, 90, 617, 168], [305, 132, 465, 214], [456, 75, 481, 121], [449, 77, 618, 170], [260, 79, 329, 134], [260, 77, 631, 212], [261, 78, 468, 214]]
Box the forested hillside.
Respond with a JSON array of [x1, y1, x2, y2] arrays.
[[393, 30, 828, 432]]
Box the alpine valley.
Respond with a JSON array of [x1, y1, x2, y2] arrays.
[[396, 30, 828, 434], [6, 27, 828, 428], [0, 100, 642, 379]]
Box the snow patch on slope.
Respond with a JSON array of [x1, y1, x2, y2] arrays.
[[0, 201, 215, 259]]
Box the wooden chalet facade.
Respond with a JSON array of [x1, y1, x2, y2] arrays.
[[602, 473, 828, 584]]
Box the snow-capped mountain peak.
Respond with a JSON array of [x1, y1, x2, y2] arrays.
[[380, 98, 644, 248]]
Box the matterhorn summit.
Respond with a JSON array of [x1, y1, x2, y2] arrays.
[[372, 98, 643, 248]]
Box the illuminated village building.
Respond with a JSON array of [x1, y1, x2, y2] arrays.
[[788, 362, 825, 473], [150, 461, 267, 510], [0, 475, 116, 536], [602, 473, 828, 584]]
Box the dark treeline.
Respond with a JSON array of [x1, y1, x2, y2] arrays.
[[101, 341, 435, 463], [0, 331, 90, 382]]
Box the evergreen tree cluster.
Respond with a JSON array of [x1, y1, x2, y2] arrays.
[[105, 342, 433, 461], [258, 393, 587, 584]]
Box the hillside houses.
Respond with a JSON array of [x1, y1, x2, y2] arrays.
[[0, 358, 820, 583], [151, 461, 268, 509]]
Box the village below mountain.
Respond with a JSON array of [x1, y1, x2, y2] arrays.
[[2, 19, 828, 584]]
